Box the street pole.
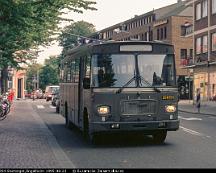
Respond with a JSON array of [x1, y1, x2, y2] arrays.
[[37, 70, 39, 90]]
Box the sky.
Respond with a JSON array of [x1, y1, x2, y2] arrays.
[[37, 0, 178, 64]]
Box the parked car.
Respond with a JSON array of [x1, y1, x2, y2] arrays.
[[35, 89, 44, 99], [44, 85, 59, 101]]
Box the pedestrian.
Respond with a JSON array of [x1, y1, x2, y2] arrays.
[[32, 90, 36, 101], [196, 88, 201, 113], [7, 89, 14, 104]]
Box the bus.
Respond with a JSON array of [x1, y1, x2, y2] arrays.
[[60, 41, 179, 144]]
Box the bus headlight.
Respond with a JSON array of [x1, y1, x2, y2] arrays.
[[165, 105, 176, 113], [97, 106, 110, 115]]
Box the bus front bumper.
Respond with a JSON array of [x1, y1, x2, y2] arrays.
[[90, 120, 180, 134]]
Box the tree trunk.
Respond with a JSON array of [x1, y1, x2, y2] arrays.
[[0, 67, 8, 94]]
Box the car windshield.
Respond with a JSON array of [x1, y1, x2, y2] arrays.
[[91, 54, 175, 88]]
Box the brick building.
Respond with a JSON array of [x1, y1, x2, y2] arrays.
[[91, 0, 194, 99], [184, 0, 216, 101]]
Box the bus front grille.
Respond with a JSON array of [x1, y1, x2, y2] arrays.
[[121, 100, 157, 115]]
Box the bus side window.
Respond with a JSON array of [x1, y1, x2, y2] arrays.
[[84, 56, 91, 78], [83, 56, 91, 89]]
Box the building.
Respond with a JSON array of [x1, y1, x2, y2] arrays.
[[91, 0, 194, 99], [184, 0, 216, 101], [8, 68, 26, 99]]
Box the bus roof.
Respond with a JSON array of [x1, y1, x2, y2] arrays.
[[63, 41, 174, 63]]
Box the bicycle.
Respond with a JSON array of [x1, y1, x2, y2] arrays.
[[0, 93, 11, 121]]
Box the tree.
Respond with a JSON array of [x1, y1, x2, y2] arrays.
[[26, 63, 43, 93], [0, 0, 96, 93], [39, 56, 60, 90], [58, 20, 96, 53]]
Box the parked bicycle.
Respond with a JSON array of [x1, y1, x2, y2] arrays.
[[0, 93, 11, 121]]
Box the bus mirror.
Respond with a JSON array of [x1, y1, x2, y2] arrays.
[[83, 78, 90, 89]]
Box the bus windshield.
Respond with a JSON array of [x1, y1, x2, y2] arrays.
[[91, 54, 175, 88]]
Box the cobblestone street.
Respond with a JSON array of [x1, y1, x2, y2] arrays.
[[0, 100, 73, 168]]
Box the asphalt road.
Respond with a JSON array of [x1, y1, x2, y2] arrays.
[[30, 99, 216, 168]]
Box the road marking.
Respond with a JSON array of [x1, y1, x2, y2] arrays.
[[180, 126, 211, 138], [179, 116, 202, 121], [37, 105, 45, 109], [49, 105, 56, 109]]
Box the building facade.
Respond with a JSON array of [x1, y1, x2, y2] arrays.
[[91, 0, 194, 99], [184, 0, 216, 101]]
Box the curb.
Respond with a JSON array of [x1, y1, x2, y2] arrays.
[[179, 109, 216, 117]]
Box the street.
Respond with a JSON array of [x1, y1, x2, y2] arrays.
[[0, 99, 216, 169]]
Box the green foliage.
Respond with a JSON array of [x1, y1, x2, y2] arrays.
[[0, 0, 97, 67], [58, 20, 96, 52], [39, 56, 60, 90], [26, 63, 43, 92]]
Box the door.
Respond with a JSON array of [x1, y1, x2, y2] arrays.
[[17, 78, 23, 98]]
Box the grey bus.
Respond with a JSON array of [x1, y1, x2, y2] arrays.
[[60, 41, 179, 144]]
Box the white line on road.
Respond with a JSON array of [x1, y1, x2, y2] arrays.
[[179, 116, 202, 121], [37, 105, 45, 109], [180, 126, 211, 138], [49, 105, 56, 109]]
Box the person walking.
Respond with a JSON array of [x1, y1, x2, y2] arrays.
[[196, 88, 201, 113]]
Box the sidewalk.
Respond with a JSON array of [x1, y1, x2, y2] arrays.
[[0, 100, 73, 169], [178, 100, 216, 116]]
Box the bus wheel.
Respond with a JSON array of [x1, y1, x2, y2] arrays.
[[152, 130, 167, 144], [65, 104, 72, 128], [83, 110, 89, 140]]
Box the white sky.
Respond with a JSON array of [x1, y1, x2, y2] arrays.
[[37, 0, 178, 64]]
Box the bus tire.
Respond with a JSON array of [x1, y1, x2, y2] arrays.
[[56, 105, 60, 113], [65, 104, 72, 128], [152, 130, 167, 144], [83, 110, 89, 140]]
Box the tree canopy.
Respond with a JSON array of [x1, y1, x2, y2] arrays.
[[0, 0, 96, 68], [58, 20, 96, 53]]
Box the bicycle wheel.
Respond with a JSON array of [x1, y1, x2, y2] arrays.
[[0, 108, 6, 121]]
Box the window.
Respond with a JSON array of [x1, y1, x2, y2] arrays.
[[196, 37, 202, 54], [202, 0, 208, 18], [84, 56, 91, 78], [212, 0, 216, 14], [203, 35, 208, 53], [157, 29, 160, 40], [190, 49, 193, 58], [164, 27, 167, 39], [180, 49, 187, 59], [160, 28, 163, 40], [212, 33, 216, 51], [196, 3, 201, 20]]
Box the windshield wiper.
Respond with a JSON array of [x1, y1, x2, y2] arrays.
[[139, 76, 161, 93], [116, 76, 137, 94], [116, 75, 161, 94]]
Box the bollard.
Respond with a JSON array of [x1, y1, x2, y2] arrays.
[[196, 88, 201, 113]]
